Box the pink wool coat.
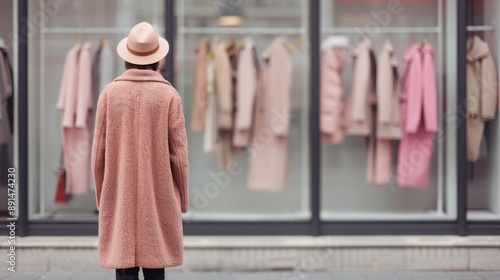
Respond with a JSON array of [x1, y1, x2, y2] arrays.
[[91, 69, 189, 269], [398, 43, 438, 187]]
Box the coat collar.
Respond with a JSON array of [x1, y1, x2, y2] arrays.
[[321, 36, 349, 51], [262, 36, 287, 60], [467, 35, 489, 62], [382, 39, 394, 53], [195, 38, 209, 55], [352, 36, 372, 57], [404, 44, 422, 62], [113, 69, 172, 85]]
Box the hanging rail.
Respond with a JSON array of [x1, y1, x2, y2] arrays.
[[179, 27, 305, 35], [43, 27, 165, 34], [322, 27, 441, 34], [466, 25, 494, 32]]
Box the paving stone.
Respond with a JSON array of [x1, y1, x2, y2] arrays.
[[478, 272, 500, 280], [469, 249, 500, 271]]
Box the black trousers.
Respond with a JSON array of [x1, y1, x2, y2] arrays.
[[116, 267, 165, 280]]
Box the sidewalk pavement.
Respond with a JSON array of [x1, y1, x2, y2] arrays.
[[1, 272, 500, 280]]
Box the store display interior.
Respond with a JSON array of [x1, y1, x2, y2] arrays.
[[0, 0, 494, 227]]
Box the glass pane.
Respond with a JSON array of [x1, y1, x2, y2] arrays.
[[28, 0, 165, 220], [320, 0, 454, 220], [177, 0, 310, 221], [466, 0, 500, 221], [0, 0, 15, 219]]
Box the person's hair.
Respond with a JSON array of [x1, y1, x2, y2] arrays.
[[125, 61, 159, 71]]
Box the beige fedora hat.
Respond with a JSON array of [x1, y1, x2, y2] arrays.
[[117, 22, 169, 65]]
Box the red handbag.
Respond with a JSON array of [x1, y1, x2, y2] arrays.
[[54, 148, 67, 204]]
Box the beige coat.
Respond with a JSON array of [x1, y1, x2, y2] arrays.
[[466, 35, 499, 162], [367, 40, 402, 186], [214, 42, 233, 130], [190, 39, 209, 133], [248, 36, 292, 191], [214, 42, 234, 169], [91, 69, 189, 268], [345, 37, 376, 136], [376, 39, 402, 140], [233, 37, 258, 148]]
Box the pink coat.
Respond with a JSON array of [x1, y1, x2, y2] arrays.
[[57, 42, 93, 195], [398, 43, 438, 187], [248, 36, 292, 191], [320, 45, 346, 144], [91, 69, 189, 268]]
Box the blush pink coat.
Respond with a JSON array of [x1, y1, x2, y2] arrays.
[[320, 45, 346, 144], [91, 69, 189, 268], [397, 43, 438, 187], [248, 36, 292, 191], [57, 42, 93, 195]]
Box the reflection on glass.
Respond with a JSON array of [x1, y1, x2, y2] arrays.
[[320, 0, 451, 221], [177, 0, 310, 221], [466, 0, 500, 221]]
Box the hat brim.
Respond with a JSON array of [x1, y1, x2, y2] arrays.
[[117, 36, 169, 65]]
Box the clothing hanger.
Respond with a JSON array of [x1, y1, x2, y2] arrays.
[[206, 36, 219, 60], [100, 37, 107, 46], [227, 42, 245, 56], [421, 37, 428, 48], [225, 37, 235, 52], [283, 39, 299, 54]]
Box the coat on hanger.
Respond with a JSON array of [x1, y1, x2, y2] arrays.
[[397, 43, 438, 187], [466, 35, 499, 162]]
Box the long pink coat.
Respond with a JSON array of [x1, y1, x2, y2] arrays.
[[397, 43, 438, 187], [248, 36, 292, 191], [57, 42, 93, 195], [91, 69, 189, 268]]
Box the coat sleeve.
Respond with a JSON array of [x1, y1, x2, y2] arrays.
[[377, 52, 393, 124], [0, 53, 12, 104], [235, 45, 257, 132], [422, 51, 438, 132], [76, 48, 93, 128], [214, 45, 233, 129], [169, 94, 189, 213], [91, 90, 107, 211], [481, 54, 498, 120], [57, 51, 71, 110], [350, 50, 370, 122], [190, 41, 208, 133], [269, 49, 292, 136], [403, 56, 422, 133]]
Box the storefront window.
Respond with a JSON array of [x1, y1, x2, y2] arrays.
[[177, 0, 310, 221], [0, 0, 15, 219], [27, 0, 165, 220], [466, 0, 500, 221], [319, 0, 457, 220]]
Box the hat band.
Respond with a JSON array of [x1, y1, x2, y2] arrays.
[[127, 44, 160, 56]]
